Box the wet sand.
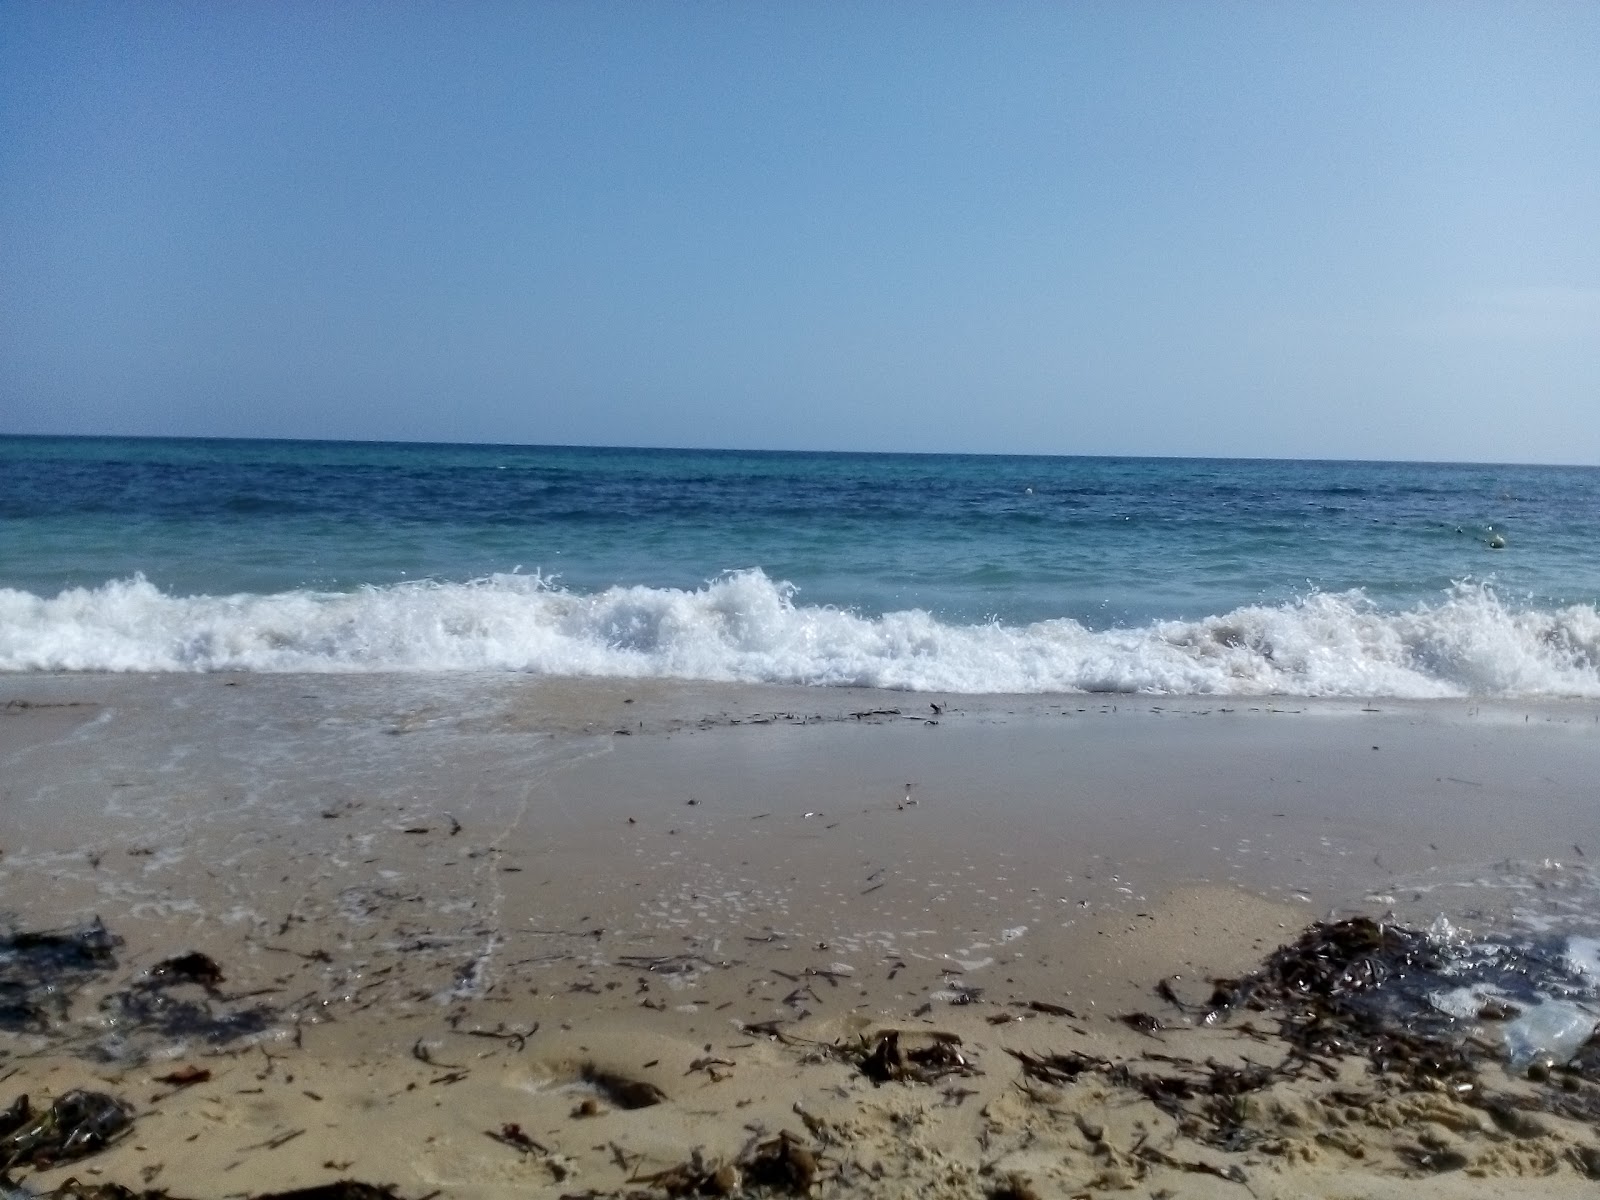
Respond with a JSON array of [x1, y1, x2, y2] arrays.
[[3, 674, 1599, 1197]]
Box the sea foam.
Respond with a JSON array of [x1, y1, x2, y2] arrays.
[[2, 571, 1598, 697]]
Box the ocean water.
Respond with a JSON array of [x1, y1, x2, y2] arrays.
[[3, 435, 1600, 696]]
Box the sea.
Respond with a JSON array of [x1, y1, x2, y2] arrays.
[[3, 435, 1600, 696]]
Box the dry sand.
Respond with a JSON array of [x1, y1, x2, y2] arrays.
[[2, 673, 1599, 1198]]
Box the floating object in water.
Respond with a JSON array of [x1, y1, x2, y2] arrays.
[[1502, 1000, 1596, 1070]]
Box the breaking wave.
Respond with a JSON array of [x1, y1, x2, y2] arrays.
[[3, 571, 1600, 697]]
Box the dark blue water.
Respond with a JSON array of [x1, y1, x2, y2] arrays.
[[3, 436, 1598, 693], [5, 436, 1595, 623]]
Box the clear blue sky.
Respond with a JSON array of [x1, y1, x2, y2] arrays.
[[2, 2, 1596, 462]]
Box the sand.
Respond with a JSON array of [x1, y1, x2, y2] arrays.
[[2, 673, 1599, 1197]]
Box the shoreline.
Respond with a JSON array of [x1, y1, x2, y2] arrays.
[[3, 674, 1599, 1196]]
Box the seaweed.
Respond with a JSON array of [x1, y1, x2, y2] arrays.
[[98, 982, 275, 1049], [256, 1186, 406, 1200], [850, 1029, 979, 1085], [3, 920, 121, 971], [624, 1130, 821, 1197], [152, 1065, 210, 1088], [1009, 1047, 1280, 1150], [486, 1122, 548, 1154], [0, 919, 121, 1033], [1009, 917, 1600, 1159], [628, 1149, 740, 1197], [0, 1094, 30, 1139], [144, 953, 225, 992], [33, 1183, 407, 1200], [984, 1173, 1041, 1200], [1202, 917, 1478, 1086], [0, 1090, 131, 1171], [580, 1066, 667, 1109], [739, 1131, 819, 1193], [0, 921, 276, 1060]]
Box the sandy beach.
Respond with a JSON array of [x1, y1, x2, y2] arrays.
[[10, 0, 1599, 1193], [4, 674, 1600, 1198]]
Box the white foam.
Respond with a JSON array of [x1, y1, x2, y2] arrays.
[[2, 572, 1599, 697]]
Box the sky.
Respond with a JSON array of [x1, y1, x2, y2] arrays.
[[1, 2, 1597, 463]]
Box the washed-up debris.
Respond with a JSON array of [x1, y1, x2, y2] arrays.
[[738, 1019, 788, 1039], [1010, 925, 1455, 1147], [0, 1096, 26, 1140], [30, 1182, 407, 1200], [1200, 916, 1544, 1089], [686, 1055, 735, 1076], [144, 953, 224, 991], [625, 1130, 821, 1197], [151, 1065, 210, 1088], [1119, 1012, 1164, 1037], [1007, 1048, 1111, 1087], [1205, 917, 1442, 1021], [615, 953, 732, 976], [739, 1131, 818, 1192], [1010, 1045, 1278, 1150], [410, 1038, 462, 1069], [1, 920, 120, 971], [1025, 999, 1077, 1018], [1503, 999, 1593, 1069], [581, 1066, 666, 1109], [1134, 1144, 1250, 1186], [0, 919, 121, 1032], [1, 919, 275, 1060], [849, 1029, 979, 1085], [98, 977, 275, 1053], [241, 1127, 305, 1151], [1127, 1058, 1279, 1151], [458, 1022, 535, 1051], [0, 1090, 130, 1171], [1006, 916, 1600, 1163], [629, 1148, 740, 1197], [255, 1182, 407, 1199], [486, 1121, 548, 1154], [984, 1172, 1042, 1200], [1397, 1143, 1471, 1173]]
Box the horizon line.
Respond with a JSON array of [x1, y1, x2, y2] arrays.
[[2, 430, 1597, 472]]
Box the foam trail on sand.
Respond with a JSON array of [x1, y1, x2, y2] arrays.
[[3, 571, 1599, 697]]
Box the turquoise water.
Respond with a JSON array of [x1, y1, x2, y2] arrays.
[[4, 435, 1599, 694]]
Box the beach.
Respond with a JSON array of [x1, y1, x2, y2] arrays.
[[5, 673, 1600, 1197], [8, 0, 1600, 1190]]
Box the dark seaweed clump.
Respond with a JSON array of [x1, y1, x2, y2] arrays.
[[1199, 918, 1600, 1139], [1206, 916, 1600, 1085], [0, 1089, 131, 1172], [0, 919, 122, 1033], [852, 1029, 979, 1085], [97, 962, 275, 1053], [1203, 916, 1480, 1086], [1008, 917, 1600, 1160], [0, 919, 277, 1060], [0, 1087, 409, 1199], [33, 1183, 406, 1200], [607, 1131, 822, 1198]]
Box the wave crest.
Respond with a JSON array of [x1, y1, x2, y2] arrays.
[[2, 571, 1598, 697]]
